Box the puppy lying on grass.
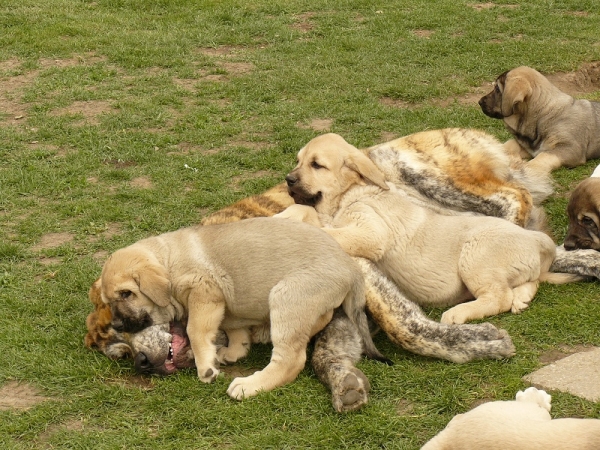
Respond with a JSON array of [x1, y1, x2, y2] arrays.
[[278, 133, 583, 324], [100, 217, 389, 400], [421, 387, 600, 449]]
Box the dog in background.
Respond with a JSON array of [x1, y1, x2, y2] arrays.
[[421, 387, 600, 449], [479, 66, 600, 174], [278, 133, 582, 324], [564, 164, 600, 251]]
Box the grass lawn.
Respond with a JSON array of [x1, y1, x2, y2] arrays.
[[1, 0, 600, 448]]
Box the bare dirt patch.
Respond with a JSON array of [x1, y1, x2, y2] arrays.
[[546, 61, 600, 96], [469, 3, 519, 10], [37, 419, 86, 445], [197, 46, 245, 58], [380, 132, 400, 142], [291, 12, 316, 33], [412, 29, 434, 38], [0, 381, 51, 411], [130, 176, 153, 189], [298, 118, 333, 132], [31, 232, 74, 252], [539, 344, 595, 364], [221, 61, 255, 76], [50, 100, 113, 125]]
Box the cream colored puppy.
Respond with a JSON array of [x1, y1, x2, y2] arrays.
[[100, 217, 388, 399], [278, 134, 581, 324], [421, 387, 600, 449]]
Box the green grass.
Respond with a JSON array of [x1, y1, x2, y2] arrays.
[[1, 0, 600, 448]]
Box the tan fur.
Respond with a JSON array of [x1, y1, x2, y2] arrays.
[[278, 133, 581, 324], [479, 66, 600, 174], [422, 387, 600, 449], [100, 217, 386, 399], [564, 169, 600, 250]]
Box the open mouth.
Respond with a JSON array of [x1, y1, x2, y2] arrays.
[[289, 189, 322, 207], [163, 321, 192, 373]]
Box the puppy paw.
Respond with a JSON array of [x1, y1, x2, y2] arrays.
[[516, 387, 552, 412], [227, 374, 263, 400], [332, 368, 371, 413], [217, 345, 248, 365], [197, 365, 220, 383], [440, 309, 467, 325]]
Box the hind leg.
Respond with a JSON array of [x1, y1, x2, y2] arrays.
[[511, 281, 539, 314], [217, 328, 251, 365], [312, 308, 371, 413]]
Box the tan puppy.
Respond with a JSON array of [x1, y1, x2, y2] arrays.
[[564, 164, 600, 250], [421, 387, 600, 449], [479, 66, 600, 174], [100, 217, 388, 400], [278, 134, 582, 324]]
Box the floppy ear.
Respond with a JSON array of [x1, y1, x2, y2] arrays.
[[502, 75, 532, 117], [134, 264, 172, 307], [345, 149, 389, 190]]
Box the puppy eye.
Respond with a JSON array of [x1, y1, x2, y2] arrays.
[[582, 216, 596, 227], [120, 290, 132, 300], [311, 161, 323, 169]]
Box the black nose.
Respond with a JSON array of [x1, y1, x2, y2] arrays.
[[134, 352, 152, 372], [285, 174, 297, 187], [563, 238, 577, 251], [478, 97, 485, 107]]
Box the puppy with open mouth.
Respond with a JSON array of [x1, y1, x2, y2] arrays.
[[100, 217, 389, 400]]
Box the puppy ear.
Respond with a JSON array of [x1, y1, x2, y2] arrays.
[[135, 264, 172, 307], [502, 75, 532, 117], [345, 150, 389, 190]]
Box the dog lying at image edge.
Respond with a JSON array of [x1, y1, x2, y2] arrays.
[[276, 133, 583, 324], [421, 387, 600, 449], [564, 163, 600, 251], [100, 217, 390, 399], [479, 65, 600, 174], [85, 128, 600, 412]]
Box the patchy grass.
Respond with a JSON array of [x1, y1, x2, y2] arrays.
[[1, 0, 600, 448]]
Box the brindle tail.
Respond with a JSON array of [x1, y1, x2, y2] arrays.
[[342, 275, 393, 365]]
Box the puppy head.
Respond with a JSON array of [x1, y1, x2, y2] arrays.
[[100, 245, 174, 333], [285, 133, 388, 212], [516, 387, 552, 412], [84, 277, 134, 359], [479, 66, 541, 119], [564, 177, 600, 250]]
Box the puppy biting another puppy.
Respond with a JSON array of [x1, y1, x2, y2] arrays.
[[421, 387, 600, 449], [100, 217, 389, 400]]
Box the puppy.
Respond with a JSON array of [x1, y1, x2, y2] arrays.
[[564, 164, 600, 250], [479, 66, 600, 174], [278, 133, 582, 324], [100, 217, 388, 400], [421, 387, 600, 449]]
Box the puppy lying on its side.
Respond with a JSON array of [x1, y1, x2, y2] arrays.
[[421, 387, 600, 450], [100, 217, 389, 400], [564, 164, 600, 251], [278, 134, 583, 324]]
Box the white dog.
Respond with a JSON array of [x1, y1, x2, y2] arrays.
[[422, 387, 600, 449]]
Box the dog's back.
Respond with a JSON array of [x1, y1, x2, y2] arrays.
[[422, 399, 600, 450]]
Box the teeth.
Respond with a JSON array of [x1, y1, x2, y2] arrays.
[[168, 343, 173, 360]]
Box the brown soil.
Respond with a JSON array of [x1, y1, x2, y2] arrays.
[[31, 232, 74, 252], [0, 381, 51, 411]]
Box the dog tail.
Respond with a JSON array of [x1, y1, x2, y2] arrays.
[[509, 162, 554, 205], [539, 272, 587, 284], [343, 276, 393, 365]]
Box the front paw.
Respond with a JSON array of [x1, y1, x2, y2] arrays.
[[227, 374, 262, 400], [217, 345, 248, 365], [440, 308, 467, 325], [197, 365, 220, 383]]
